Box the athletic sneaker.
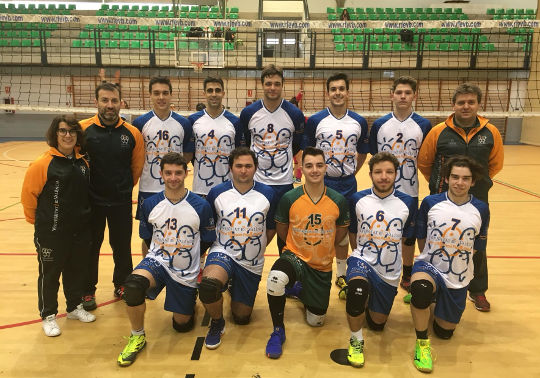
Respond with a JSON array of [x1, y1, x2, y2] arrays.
[[400, 276, 411, 291], [265, 326, 286, 359], [338, 285, 348, 300], [413, 339, 433, 373], [205, 318, 225, 349], [284, 281, 302, 299], [403, 293, 412, 304], [67, 304, 96, 323], [82, 294, 97, 311], [347, 336, 365, 367], [468, 293, 490, 312], [335, 275, 347, 289], [42, 314, 61, 337], [117, 334, 146, 367], [114, 286, 125, 299]]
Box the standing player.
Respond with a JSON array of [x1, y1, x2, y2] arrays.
[[409, 156, 489, 373], [132, 77, 194, 257], [188, 76, 243, 197], [80, 83, 144, 310], [117, 152, 215, 367], [240, 64, 305, 252], [418, 83, 503, 311], [305, 73, 369, 287], [265, 147, 350, 359], [343, 152, 416, 367], [369, 76, 432, 293], [200, 147, 276, 350]]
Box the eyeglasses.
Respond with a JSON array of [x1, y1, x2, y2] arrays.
[[57, 128, 78, 136], [205, 88, 223, 94]]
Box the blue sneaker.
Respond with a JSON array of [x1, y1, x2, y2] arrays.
[[285, 281, 302, 299], [266, 326, 286, 359], [205, 318, 225, 349]]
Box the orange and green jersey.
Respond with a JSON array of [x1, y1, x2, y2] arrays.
[[275, 185, 350, 272]]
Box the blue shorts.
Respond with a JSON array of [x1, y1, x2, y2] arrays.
[[412, 260, 467, 324], [135, 257, 197, 315], [347, 256, 398, 315], [269, 184, 294, 202], [325, 174, 357, 199], [205, 252, 261, 307], [136, 191, 158, 220]]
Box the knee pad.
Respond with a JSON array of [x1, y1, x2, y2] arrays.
[[232, 312, 251, 325], [410, 279, 434, 309], [338, 234, 349, 247], [199, 277, 223, 304], [123, 274, 150, 307], [403, 237, 416, 246], [267, 270, 290, 296], [365, 310, 386, 331], [172, 315, 194, 333], [433, 320, 454, 339], [305, 307, 326, 327], [346, 279, 370, 317]]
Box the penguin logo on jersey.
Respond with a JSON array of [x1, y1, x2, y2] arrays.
[[252, 125, 292, 177], [379, 134, 419, 191], [195, 130, 234, 188], [318, 131, 358, 177]]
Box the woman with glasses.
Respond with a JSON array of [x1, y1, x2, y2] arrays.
[[21, 115, 96, 337]]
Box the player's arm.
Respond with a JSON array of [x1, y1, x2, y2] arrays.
[[334, 226, 349, 260], [266, 229, 276, 244], [417, 238, 426, 253], [20, 156, 49, 224], [182, 118, 195, 165], [487, 124, 504, 178], [417, 128, 438, 181], [349, 232, 357, 250], [355, 153, 367, 174], [276, 222, 289, 243]]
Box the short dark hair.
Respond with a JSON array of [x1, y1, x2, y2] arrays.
[[203, 76, 224, 90], [452, 83, 482, 104], [160, 152, 187, 171], [368, 152, 399, 172], [149, 77, 173, 93], [391, 76, 417, 93], [261, 64, 284, 84], [443, 155, 483, 183], [95, 82, 121, 100], [228, 147, 258, 167], [302, 146, 325, 163], [326, 73, 349, 92], [195, 102, 206, 111], [46, 115, 85, 150]]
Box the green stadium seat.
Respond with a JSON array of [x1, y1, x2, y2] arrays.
[[201, 6, 209, 13], [83, 40, 95, 48], [189, 41, 199, 49], [155, 41, 165, 49], [100, 4, 109, 10], [229, 13, 238, 19], [189, 12, 198, 19], [425, 8, 432, 14], [166, 41, 174, 49], [111, 5, 119, 10], [151, 6, 159, 11], [230, 7, 239, 13], [119, 40, 129, 48], [72, 39, 81, 48], [141, 40, 149, 48], [444, 8, 452, 14], [141, 6, 149, 11], [328, 14, 337, 21], [211, 41, 223, 50], [99, 40, 109, 48], [130, 40, 140, 48], [460, 43, 471, 51], [506, 8, 515, 14], [486, 9, 495, 15], [335, 43, 344, 51], [495, 9, 504, 15], [370, 43, 381, 51], [526, 9, 535, 15]]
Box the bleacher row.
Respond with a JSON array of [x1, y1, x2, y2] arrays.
[[0, 3, 75, 14], [95, 4, 238, 19]]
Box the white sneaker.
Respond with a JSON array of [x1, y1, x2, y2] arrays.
[[42, 314, 61, 337], [67, 304, 96, 323]]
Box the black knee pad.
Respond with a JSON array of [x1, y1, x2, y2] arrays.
[[172, 315, 194, 333], [365, 309, 386, 331], [123, 274, 150, 307], [346, 279, 370, 317], [199, 277, 223, 304], [403, 237, 416, 246], [410, 279, 434, 309], [232, 312, 251, 325], [271, 257, 296, 287], [433, 320, 454, 339]]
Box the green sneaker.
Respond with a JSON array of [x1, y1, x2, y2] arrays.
[[335, 275, 347, 289], [413, 339, 433, 373], [117, 334, 146, 367], [403, 293, 412, 303], [347, 336, 364, 367]]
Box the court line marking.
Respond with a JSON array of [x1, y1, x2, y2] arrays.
[[494, 179, 540, 199]]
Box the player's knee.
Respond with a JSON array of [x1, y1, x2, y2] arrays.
[[232, 312, 251, 325], [365, 310, 386, 331], [345, 279, 370, 317], [338, 234, 349, 247], [433, 320, 454, 339], [403, 237, 416, 246], [123, 274, 150, 307], [172, 315, 194, 333], [199, 277, 223, 304], [267, 270, 290, 296], [305, 306, 326, 327], [410, 279, 434, 309]]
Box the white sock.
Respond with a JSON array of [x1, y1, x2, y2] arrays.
[[351, 328, 363, 341], [131, 328, 145, 336], [336, 258, 347, 278]]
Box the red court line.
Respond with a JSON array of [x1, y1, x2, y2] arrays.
[[0, 217, 24, 222], [494, 179, 540, 199], [0, 298, 121, 330], [0, 162, 27, 169]]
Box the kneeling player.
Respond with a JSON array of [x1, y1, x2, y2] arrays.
[[117, 153, 215, 367], [344, 152, 416, 367], [410, 156, 489, 373]]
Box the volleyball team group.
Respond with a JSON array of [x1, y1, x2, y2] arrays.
[[21, 64, 504, 373]]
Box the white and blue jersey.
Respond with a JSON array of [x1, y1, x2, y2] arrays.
[[415, 192, 490, 289], [132, 111, 194, 194], [305, 108, 369, 178], [139, 190, 216, 288], [369, 112, 431, 198], [349, 188, 416, 286], [240, 99, 305, 186], [206, 181, 277, 276], [188, 109, 242, 195]]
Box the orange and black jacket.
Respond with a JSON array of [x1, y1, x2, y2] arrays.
[[418, 114, 504, 201], [79, 115, 144, 206], [21, 147, 91, 233]]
